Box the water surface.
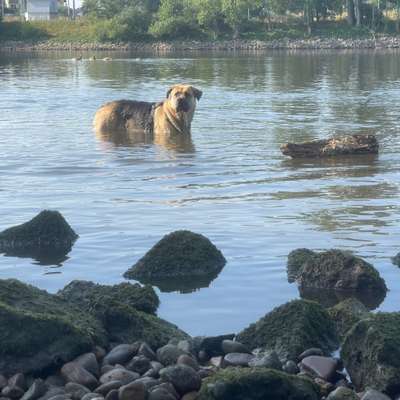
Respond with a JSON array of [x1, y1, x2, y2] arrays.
[[0, 49, 399, 335]]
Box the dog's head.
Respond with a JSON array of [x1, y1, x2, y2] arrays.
[[166, 84, 202, 113]]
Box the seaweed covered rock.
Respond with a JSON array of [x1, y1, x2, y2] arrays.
[[292, 249, 387, 294], [58, 282, 188, 348], [328, 298, 369, 340], [392, 252, 400, 267], [287, 248, 316, 282], [237, 300, 338, 360], [123, 231, 226, 289], [280, 134, 379, 159], [197, 367, 320, 400], [58, 280, 159, 315], [0, 210, 78, 262], [0, 279, 107, 376], [341, 312, 400, 396]]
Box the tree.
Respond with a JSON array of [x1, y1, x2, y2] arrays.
[[191, 0, 222, 39]]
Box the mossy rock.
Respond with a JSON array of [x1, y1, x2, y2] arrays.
[[124, 230, 226, 284], [392, 252, 400, 267], [341, 313, 400, 396], [297, 249, 387, 293], [0, 210, 78, 260], [58, 281, 188, 348], [287, 248, 316, 282], [328, 298, 369, 341], [57, 280, 159, 315], [237, 299, 338, 361], [197, 367, 320, 400], [0, 279, 107, 376]]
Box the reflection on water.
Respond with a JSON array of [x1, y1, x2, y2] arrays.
[[0, 49, 399, 335], [2, 248, 71, 266]]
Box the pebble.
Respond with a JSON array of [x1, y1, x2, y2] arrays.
[[118, 381, 147, 400], [45, 376, 65, 388], [327, 387, 358, 400], [9, 375, 26, 391], [99, 369, 139, 386], [94, 382, 122, 396], [209, 357, 223, 368], [73, 354, 99, 378], [103, 345, 138, 366], [148, 388, 176, 400], [20, 379, 47, 400], [283, 360, 299, 374], [0, 376, 7, 390], [64, 383, 90, 400], [150, 383, 178, 399], [157, 345, 186, 366], [133, 378, 158, 391], [93, 348, 107, 362], [37, 386, 66, 400], [160, 365, 201, 396], [300, 356, 339, 382], [223, 353, 255, 367], [177, 355, 199, 371], [361, 389, 392, 400], [104, 390, 118, 400], [81, 394, 103, 400], [126, 356, 152, 375], [248, 351, 282, 370], [138, 343, 156, 361], [221, 340, 250, 355], [61, 363, 98, 391], [181, 392, 198, 400], [2, 386, 25, 399]]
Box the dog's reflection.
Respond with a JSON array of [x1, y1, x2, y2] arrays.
[[95, 128, 195, 153]]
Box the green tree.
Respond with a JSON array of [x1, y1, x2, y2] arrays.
[[191, 0, 222, 38]]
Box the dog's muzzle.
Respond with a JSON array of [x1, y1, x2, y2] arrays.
[[176, 99, 190, 113]]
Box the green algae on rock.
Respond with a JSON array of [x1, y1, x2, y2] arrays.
[[328, 298, 369, 341], [58, 280, 159, 315], [287, 248, 316, 283], [197, 367, 320, 400], [237, 300, 338, 361], [0, 210, 78, 261], [341, 312, 400, 396], [0, 279, 107, 376], [123, 230, 226, 286]]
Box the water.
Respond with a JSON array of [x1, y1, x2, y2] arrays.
[[0, 49, 399, 336]]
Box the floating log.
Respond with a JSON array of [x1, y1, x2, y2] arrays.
[[280, 134, 379, 159]]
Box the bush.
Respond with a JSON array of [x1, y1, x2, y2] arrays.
[[0, 21, 49, 41]]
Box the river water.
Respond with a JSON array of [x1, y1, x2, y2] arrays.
[[0, 49, 399, 336]]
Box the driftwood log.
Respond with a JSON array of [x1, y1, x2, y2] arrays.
[[280, 134, 379, 159]]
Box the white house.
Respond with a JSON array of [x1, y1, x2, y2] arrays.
[[22, 0, 58, 20]]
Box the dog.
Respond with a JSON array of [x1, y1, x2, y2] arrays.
[[93, 84, 202, 138]]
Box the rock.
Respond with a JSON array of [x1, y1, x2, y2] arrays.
[[118, 381, 147, 400], [314, 378, 334, 397], [94, 381, 122, 396], [300, 356, 339, 382], [44, 376, 65, 388], [237, 299, 338, 360], [148, 389, 176, 400], [296, 249, 387, 294], [9, 375, 26, 391], [73, 354, 99, 378], [46, 395, 71, 400], [328, 298, 369, 340], [222, 353, 255, 367], [280, 134, 379, 159], [138, 343, 156, 361], [58, 283, 188, 348], [93, 347, 107, 362], [221, 340, 250, 355], [0, 210, 78, 260], [99, 369, 139, 386], [0, 376, 7, 390], [177, 341, 194, 355], [283, 360, 299, 375], [81, 394, 102, 400], [150, 362, 164, 375], [150, 383, 178, 400], [177, 355, 199, 371], [326, 387, 359, 400], [123, 231, 226, 289], [64, 383, 90, 400], [287, 248, 316, 282], [341, 312, 400, 396], [126, 356, 152, 375], [157, 345, 186, 366], [61, 363, 98, 391], [248, 351, 282, 370], [2, 387, 24, 399], [209, 357, 223, 369], [160, 365, 201, 396], [361, 389, 392, 400], [392, 252, 400, 267], [37, 387, 66, 400], [133, 378, 158, 391], [299, 348, 324, 360], [103, 344, 138, 366], [104, 390, 118, 400], [197, 368, 320, 400], [0, 279, 107, 376], [181, 393, 198, 400], [58, 281, 159, 316], [194, 335, 235, 358]]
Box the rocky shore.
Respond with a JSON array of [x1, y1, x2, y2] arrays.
[[2, 36, 400, 52]]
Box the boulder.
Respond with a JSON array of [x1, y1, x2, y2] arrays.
[[102, 344, 138, 366], [326, 387, 358, 400], [392, 252, 400, 267], [287, 249, 315, 283], [222, 353, 255, 367], [123, 231, 226, 290], [61, 363, 98, 390], [328, 298, 369, 340], [159, 365, 201, 396], [341, 312, 400, 396], [300, 356, 339, 382], [0, 210, 78, 261], [157, 345, 186, 366], [280, 134, 379, 159], [0, 279, 107, 376], [361, 389, 392, 400], [295, 250, 386, 293], [58, 281, 159, 315], [197, 368, 320, 400], [193, 334, 235, 357], [237, 300, 338, 360]]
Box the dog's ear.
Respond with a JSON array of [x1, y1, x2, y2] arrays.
[[191, 87, 203, 101], [166, 87, 174, 99]]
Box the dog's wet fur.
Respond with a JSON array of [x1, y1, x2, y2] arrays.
[[93, 84, 202, 137]]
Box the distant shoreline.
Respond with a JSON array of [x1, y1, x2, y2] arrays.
[[2, 36, 400, 52]]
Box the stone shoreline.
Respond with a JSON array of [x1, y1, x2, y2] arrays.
[[2, 36, 400, 52]]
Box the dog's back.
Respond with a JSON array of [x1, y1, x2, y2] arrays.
[[93, 100, 156, 133]]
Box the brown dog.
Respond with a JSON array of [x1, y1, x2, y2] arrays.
[[93, 84, 202, 138]]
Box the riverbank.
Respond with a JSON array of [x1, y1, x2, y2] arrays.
[[2, 36, 400, 52]]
